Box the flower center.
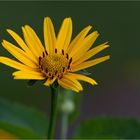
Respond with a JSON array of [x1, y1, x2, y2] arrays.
[[39, 49, 72, 79]]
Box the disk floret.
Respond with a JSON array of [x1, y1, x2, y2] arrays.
[[39, 49, 72, 78]]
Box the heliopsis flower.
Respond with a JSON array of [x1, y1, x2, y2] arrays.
[[0, 17, 109, 92]]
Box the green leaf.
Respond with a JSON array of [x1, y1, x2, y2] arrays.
[[0, 121, 41, 138], [0, 99, 48, 138], [75, 117, 140, 139]]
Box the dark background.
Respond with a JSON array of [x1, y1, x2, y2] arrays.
[[0, 1, 140, 137]]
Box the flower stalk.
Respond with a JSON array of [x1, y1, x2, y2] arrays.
[[47, 83, 59, 139]]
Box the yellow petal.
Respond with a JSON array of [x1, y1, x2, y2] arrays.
[[64, 74, 83, 90], [6, 29, 37, 63], [0, 57, 35, 71], [22, 26, 43, 58], [56, 18, 72, 52], [24, 25, 45, 55], [44, 17, 56, 54], [71, 55, 110, 72], [44, 77, 57, 86], [14, 75, 44, 80], [73, 42, 109, 65], [13, 71, 45, 80], [58, 78, 79, 92], [12, 70, 42, 76], [67, 73, 97, 85], [71, 31, 99, 61], [67, 25, 92, 54], [58, 75, 83, 92], [2, 40, 37, 68]]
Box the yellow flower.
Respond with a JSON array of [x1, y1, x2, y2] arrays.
[[0, 17, 109, 92]]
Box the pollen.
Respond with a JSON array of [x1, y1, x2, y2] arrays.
[[39, 50, 72, 78]]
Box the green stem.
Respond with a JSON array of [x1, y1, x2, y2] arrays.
[[47, 83, 59, 139]]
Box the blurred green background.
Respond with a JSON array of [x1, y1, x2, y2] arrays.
[[0, 1, 140, 138]]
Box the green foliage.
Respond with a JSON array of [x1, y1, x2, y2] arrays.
[[0, 121, 41, 138], [0, 99, 48, 139], [75, 117, 140, 139]]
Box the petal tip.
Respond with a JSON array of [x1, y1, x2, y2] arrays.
[[91, 80, 98, 85], [44, 83, 50, 87], [88, 25, 92, 29], [68, 17, 72, 20], [1, 41, 5, 46], [106, 45, 110, 48], [44, 16, 51, 20], [64, 17, 71, 22], [6, 29, 11, 33], [66, 17, 71, 19], [107, 55, 110, 59], [95, 31, 99, 35], [13, 76, 17, 79], [24, 25, 31, 29], [94, 81, 98, 85], [74, 89, 80, 93]]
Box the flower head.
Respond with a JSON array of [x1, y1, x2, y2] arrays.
[[0, 17, 109, 92]]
